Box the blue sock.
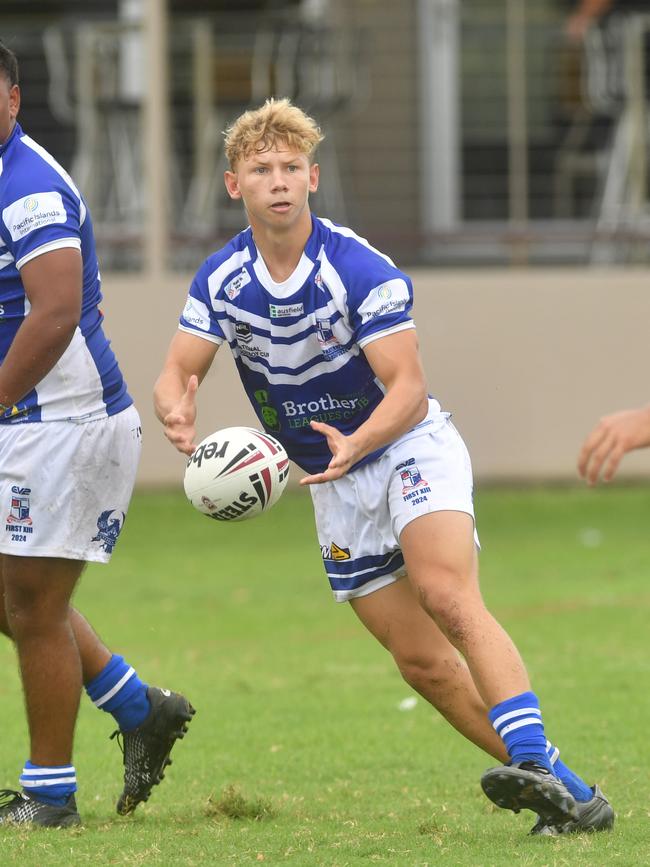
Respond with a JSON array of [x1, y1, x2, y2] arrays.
[[85, 654, 150, 732], [20, 761, 76, 806], [546, 741, 593, 802], [489, 691, 553, 771]]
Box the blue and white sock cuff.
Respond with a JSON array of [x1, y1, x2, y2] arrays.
[[20, 765, 77, 788], [546, 739, 560, 765], [92, 666, 136, 707], [491, 706, 543, 737]]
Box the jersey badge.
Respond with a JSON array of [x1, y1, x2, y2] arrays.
[[235, 321, 253, 343], [224, 269, 251, 300], [254, 389, 281, 432], [314, 270, 327, 292], [316, 317, 334, 344]]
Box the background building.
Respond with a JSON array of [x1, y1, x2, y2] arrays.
[[3, 0, 649, 481]]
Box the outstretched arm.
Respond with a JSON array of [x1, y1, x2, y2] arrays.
[[301, 329, 428, 485], [578, 405, 650, 484], [154, 330, 219, 455]]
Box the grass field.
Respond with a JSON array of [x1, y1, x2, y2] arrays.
[[0, 485, 649, 866]]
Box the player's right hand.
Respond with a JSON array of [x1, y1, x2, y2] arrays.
[[578, 405, 650, 484], [162, 374, 199, 456]]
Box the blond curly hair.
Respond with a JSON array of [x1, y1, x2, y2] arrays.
[[224, 98, 324, 168]]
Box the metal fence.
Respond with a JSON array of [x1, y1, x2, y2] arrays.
[[3, 0, 649, 268]]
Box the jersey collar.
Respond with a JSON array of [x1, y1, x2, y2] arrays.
[[0, 121, 22, 157], [247, 215, 320, 299]]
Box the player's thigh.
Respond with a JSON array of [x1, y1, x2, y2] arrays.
[[399, 510, 480, 606], [350, 577, 464, 676]]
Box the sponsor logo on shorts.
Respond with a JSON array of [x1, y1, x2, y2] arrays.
[[395, 458, 432, 502], [321, 541, 351, 561], [6, 486, 34, 537], [92, 509, 125, 553]]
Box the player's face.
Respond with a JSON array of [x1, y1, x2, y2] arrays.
[[224, 146, 319, 233], [0, 75, 19, 144]]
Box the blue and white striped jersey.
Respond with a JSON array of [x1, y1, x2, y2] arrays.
[[180, 215, 438, 474], [0, 122, 132, 423]]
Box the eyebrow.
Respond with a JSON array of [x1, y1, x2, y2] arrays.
[[250, 153, 303, 166]]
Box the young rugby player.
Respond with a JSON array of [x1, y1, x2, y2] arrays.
[[155, 98, 613, 835]]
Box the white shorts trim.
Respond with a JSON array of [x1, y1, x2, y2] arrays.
[[310, 411, 478, 602], [0, 406, 141, 562]]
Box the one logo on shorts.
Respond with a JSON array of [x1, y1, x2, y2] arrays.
[[321, 541, 351, 561], [396, 459, 432, 503], [92, 509, 125, 554], [23, 197, 39, 212], [396, 458, 428, 495], [6, 485, 33, 527]]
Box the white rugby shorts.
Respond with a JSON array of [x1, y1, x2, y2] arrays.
[[310, 411, 478, 602], [0, 405, 141, 562]]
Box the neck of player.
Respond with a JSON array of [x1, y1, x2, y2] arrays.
[[249, 207, 313, 283]]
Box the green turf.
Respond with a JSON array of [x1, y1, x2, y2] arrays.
[[0, 486, 648, 865]]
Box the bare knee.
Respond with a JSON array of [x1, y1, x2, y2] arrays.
[[4, 580, 70, 638], [414, 573, 486, 647], [394, 648, 464, 697]]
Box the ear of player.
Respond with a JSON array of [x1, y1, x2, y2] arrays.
[[184, 426, 290, 522]]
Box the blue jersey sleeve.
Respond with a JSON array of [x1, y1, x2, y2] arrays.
[[179, 259, 226, 344], [0, 166, 83, 270], [344, 248, 415, 347]]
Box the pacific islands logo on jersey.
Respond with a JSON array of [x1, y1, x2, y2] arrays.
[[358, 278, 410, 324], [224, 269, 251, 300], [2, 191, 67, 242], [92, 510, 125, 554], [6, 485, 33, 530], [182, 295, 211, 332], [321, 541, 351, 561]]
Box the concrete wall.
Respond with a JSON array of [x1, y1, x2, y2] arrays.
[[100, 267, 650, 487]]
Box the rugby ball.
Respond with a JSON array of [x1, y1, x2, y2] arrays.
[[184, 426, 290, 522]]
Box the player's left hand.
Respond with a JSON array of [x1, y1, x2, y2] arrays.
[[300, 420, 362, 485], [578, 406, 650, 484]]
